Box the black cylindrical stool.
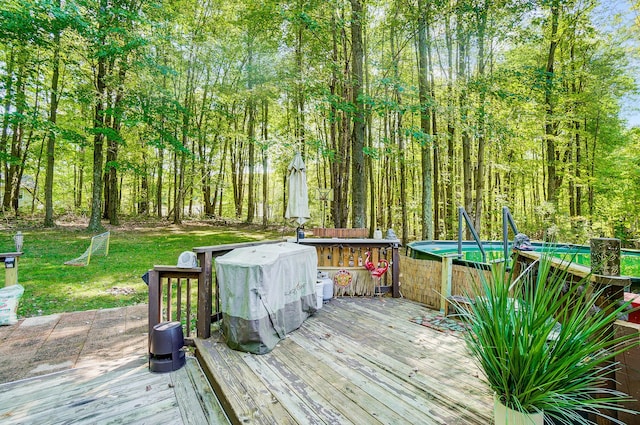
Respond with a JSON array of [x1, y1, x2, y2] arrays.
[[149, 321, 185, 372]]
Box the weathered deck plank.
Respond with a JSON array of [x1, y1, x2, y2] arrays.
[[196, 338, 298, 425], [276, 340, 391, 424], [299, 316, 488, 421], [289, 327, 457, 424], [0, 356, 228, 425], [242, 352, 341, 424], [178, 357, 231, 424], [323, 299, 489, 397], [196, 297, 492, 425], [172, 359, 230, 425]]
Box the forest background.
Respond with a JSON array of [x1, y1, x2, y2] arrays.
[[1, 0, 640, 246]]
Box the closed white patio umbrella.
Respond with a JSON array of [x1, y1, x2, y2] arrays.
[[285, 152, 310, 241]]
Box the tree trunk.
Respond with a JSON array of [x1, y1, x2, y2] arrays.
[[139, 156, 149, 215], [246, 99, 256, 223], [0, 47, 15, 212], [569, 135, 576, 217], [104, 139, 118, 223], [329, 10, 344, 228], [175, 149, 187, 225], [32, 135, 46, 214], [157, 54, 168, 218], [156, 146, 163, 217], [418, 0, 433, 240], [246, 34, 256, 223], [7, 50, 28, 215], [105, 64, 126, 225], [366, 22, 375, 233], [445, 10, 456, 239], [14, 117, 37, 216], [295, 12, 306, 157], [197, 128, 210, 216], [576, 120, 582, 216], [75, 147, 85, 209], [44, 7, 61, 227], [457, 4, 472, 239], [231, 104, 245, 219], [262, 99, 269, 227], [196, 66, 213, 217], [350, 0, 366, 229], [427, 18, 439, 240], [391, 9, 407, 242], [474, 2, 488, 234], [188, 141, 195, 216], [13, 131, 31, 216], [545, 0, 560, 204], [213, 132, 229, 217], [87, 0, 110, 232], [3, 48, 26, 213], [88, 53, 107, 232], [589, 112, 599, 216]]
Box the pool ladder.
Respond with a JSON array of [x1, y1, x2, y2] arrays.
[[457, 206, 519, 267]]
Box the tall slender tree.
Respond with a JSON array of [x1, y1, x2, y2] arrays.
[[350, 0, 366, 228], [417, 0, 434, 239], [544, 0, 560, 205]]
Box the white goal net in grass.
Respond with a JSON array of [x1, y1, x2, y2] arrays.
[[64, 231, 111, 266]]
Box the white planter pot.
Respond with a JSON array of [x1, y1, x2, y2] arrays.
[[494, 396, 544, 425]]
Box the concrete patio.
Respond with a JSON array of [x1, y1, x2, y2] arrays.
[[0, 304, 148, 384]]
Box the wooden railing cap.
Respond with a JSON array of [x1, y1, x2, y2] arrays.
[[153, 265, 202, 273]]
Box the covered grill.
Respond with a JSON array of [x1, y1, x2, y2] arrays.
[[215, 242, 318, 354]]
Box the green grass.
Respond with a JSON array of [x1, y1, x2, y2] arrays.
[[1, 222, 282, 318]]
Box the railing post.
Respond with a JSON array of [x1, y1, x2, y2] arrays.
[[590, 237, 623, 425], [392, 242, 400, 298], [148, 269, 161, 353], [590, 237, 624, 323], [440, 256, 453, 315], [503, 207, 508, 265], [197, 251, 213, 339], [458, 207, 463, 258]]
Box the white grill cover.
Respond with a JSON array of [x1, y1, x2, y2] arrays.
[[215, 242, 318, 353]]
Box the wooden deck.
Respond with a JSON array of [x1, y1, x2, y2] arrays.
[[0, 356, 230, 424], [195, 297, 492, 425]]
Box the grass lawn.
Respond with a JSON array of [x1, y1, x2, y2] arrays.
[[1, 220, 283, 318]]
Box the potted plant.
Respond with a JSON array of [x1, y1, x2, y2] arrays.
[[455, 250, 639, 424]]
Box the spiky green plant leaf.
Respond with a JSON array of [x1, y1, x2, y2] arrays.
[[456, 249, 639, 424]]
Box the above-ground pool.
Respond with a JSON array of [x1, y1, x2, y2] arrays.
[[407, 240, 640, 285]]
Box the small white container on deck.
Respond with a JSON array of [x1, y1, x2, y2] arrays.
[[315, 282, 324, 309]]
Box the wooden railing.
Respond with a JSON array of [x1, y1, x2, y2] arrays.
[[514, 250, 630, 294], [147, 240, 284, 345], [147, 266, 201, 343], [148, 238, 402, 344]]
